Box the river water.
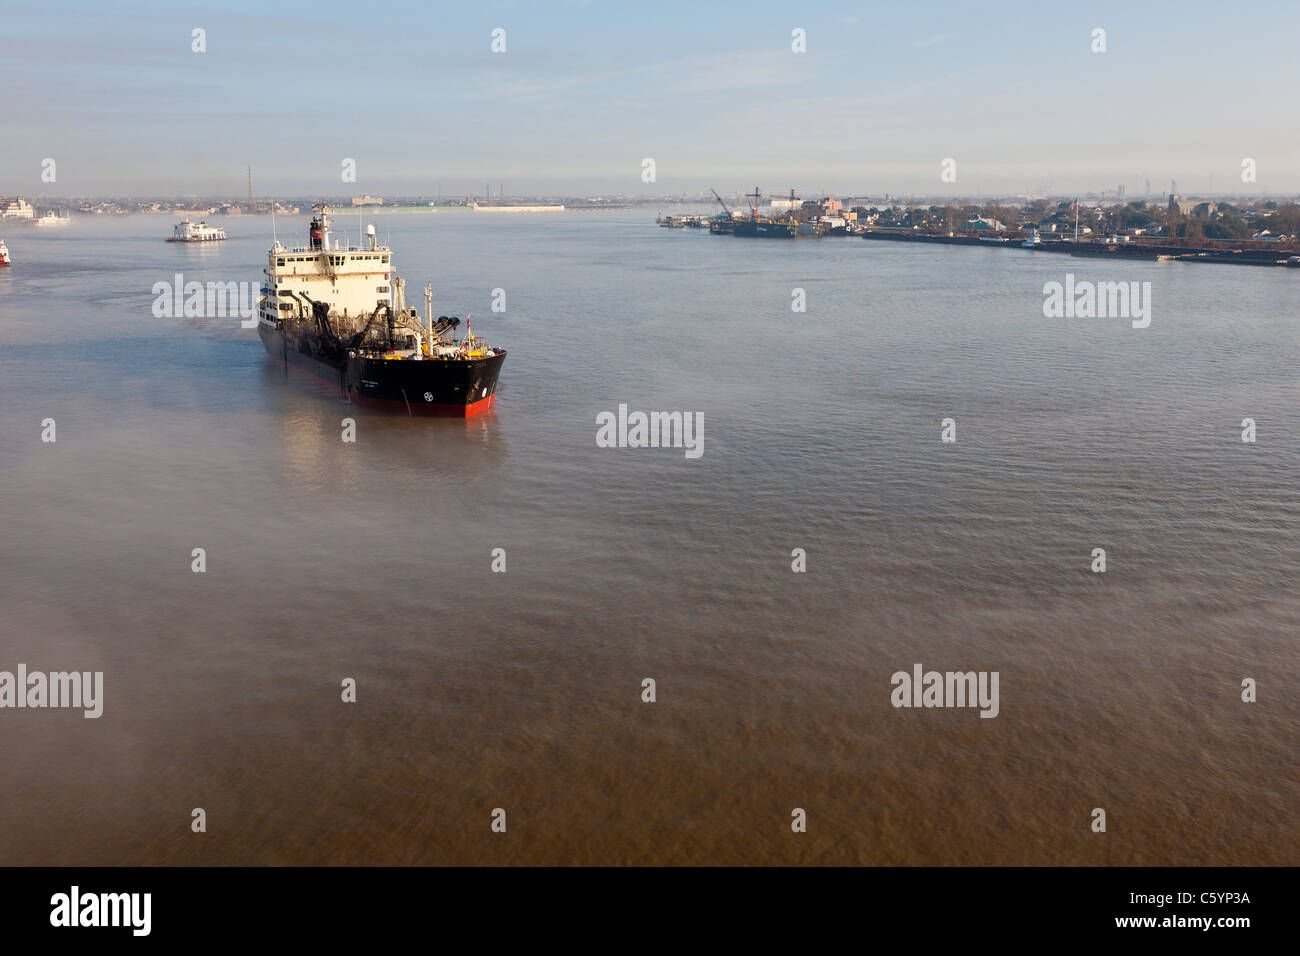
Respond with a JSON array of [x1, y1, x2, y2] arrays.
[[1, 210, 1296, 864]]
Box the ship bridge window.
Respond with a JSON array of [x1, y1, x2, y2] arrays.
[[276, 258, 285, 266]]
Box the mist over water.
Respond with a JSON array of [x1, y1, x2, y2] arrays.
[[1, 211, 1297, 865]]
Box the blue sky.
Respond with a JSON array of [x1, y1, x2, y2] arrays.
[[3, 0, 1298, 198]]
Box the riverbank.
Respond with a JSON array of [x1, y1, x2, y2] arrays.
[[860, 229, 1300, 267]]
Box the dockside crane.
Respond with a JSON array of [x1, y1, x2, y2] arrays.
[[709, 187, 734, 219]]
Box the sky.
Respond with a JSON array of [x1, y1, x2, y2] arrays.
[[3, 0, 1299, 200]]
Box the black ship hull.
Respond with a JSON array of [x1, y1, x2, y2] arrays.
[[257, 323, 506, 417], [732, 219, 797, 238]]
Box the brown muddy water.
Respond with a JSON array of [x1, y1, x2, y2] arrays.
[[1, 212, 1297, 864]]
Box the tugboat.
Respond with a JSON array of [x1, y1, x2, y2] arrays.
[[256, 203, 506, 416], [167, 219, 227, 242], [0, 239, 9, 267]]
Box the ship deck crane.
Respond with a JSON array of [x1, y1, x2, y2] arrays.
[[348, 303, 391, 349]]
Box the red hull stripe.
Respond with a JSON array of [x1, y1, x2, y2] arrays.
[[355, 392, 496, 417]]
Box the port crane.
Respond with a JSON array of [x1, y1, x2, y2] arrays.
[[746, 186, 762, 220], [709, 187, 733, 219]]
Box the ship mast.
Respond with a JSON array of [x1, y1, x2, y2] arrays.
[[425, 283, 433, 356]]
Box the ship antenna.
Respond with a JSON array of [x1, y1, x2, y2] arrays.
[[272, 198, 277, 246]]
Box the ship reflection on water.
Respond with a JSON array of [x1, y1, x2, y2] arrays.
[[269, 399, 511, 494]]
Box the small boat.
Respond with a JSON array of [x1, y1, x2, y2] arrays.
[[1021, 230, 1041, 248], [31, 211, 71, 228], [166, 219, 227, 242], [0, 238, 10, 266]]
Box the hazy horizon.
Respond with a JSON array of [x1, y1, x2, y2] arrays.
[[4, 0, 1300, 198]]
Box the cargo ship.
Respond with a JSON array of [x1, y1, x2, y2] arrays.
[[167, 219, 227, 242], [732, 217, 797, 238], [256, 203, 506, 416], [731, 187, 797, 238]]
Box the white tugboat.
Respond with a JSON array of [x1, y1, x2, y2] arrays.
[[0, 239, 10, 266], [255, 202, 506, 416], [166, 219, 227, 242]]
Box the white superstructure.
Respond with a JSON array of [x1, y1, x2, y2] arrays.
[[258, 203, 396, 327], [169, 219, 226, 242], [0, 198, 35, 219]]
